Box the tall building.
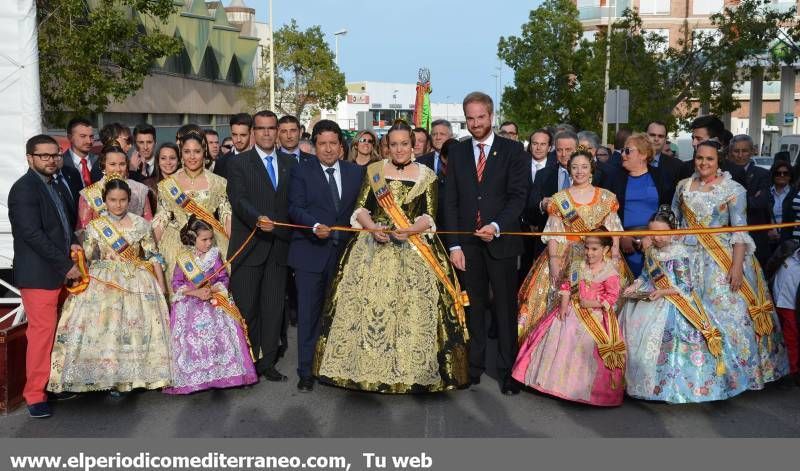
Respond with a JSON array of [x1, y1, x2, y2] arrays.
[[575, 0, 800, 153]]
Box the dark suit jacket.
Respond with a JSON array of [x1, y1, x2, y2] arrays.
[[57, 165, 83, 216], [527, 163, 562, 231], [417, 152, 447, 224], [779, 187, 799, 242], [606, 166, 674, 227], [61, 149, 98, 183], [443, 135, 528, 259], [741, 163, 773, 264], [653, 153, 682, 190], [282, 150, 315, 164], [287, 159, 364, 273], [8, 169, 77, 289], [227, 148, 297, 267], [213, 150, 236, 179]]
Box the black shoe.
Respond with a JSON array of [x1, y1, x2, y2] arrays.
[[27, 402, 52, 418], [501, 376, 521, 395], [469, 376, 481, 386], [297, 377, 314, 392], [263, 367, 288, 382], [48, 392, 78, 401]]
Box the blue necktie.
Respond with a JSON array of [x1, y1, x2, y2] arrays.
[[265, 155, 277, 189], [560, 168, 570, 190]]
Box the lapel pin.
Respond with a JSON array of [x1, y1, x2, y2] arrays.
[[492, 151, 497, 156]]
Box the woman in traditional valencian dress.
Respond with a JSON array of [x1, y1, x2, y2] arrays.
[[76, 145, 153, 231], [49, 178, 172, 393], [620, 207, 749, 403], [671, 140, 788, 390], [314, 120, 470, 393], [153, 131, 231, 294], [517, 150, 629, 345], [163, 217, 257, 394], [512, 232, 624, 406]]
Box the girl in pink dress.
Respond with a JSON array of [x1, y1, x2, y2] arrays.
[[512, 231, 624, 406]]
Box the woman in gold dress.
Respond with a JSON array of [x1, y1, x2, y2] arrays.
[[49, 178, 172, 393], [152, 131, 232, 294], [314, 121, 469, 393], [517, 149, 629, 344]]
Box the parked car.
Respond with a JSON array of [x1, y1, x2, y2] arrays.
[[753, 155, 774, 170]]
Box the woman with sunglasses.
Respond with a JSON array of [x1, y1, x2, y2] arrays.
[[347, 130, 381, 166], [672, 140, 789, 391], [607, 133, 674, 277]]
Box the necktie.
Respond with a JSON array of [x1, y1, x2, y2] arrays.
[[560, 168, 570, 190], [79, 157, 92, 186], [47, 179, 72, 246], [325, 168, 340, 212], [265, 155, 277, 189], [476, 143, 487, 228], [476, 143, 487, 182]]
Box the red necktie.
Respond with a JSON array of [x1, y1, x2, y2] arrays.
[[79, 157, 92, 186], [476, 143, 486, 228]]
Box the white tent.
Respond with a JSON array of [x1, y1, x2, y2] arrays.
[[0, 0, 41, 325]]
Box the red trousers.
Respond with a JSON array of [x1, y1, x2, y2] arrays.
[[776, 307, 799, 375], [20, 288, 63, 405]]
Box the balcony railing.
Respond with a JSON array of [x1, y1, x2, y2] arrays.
[[578, 0, 632, 22]]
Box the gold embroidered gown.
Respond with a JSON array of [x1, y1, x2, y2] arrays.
[[517, 187, 631, 343], [48, 213, 172, 392], [152, 169, 232, 295], [314, 162, 469, 393]]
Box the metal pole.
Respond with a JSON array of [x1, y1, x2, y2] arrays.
[[600, 3, 614, 145], [335, 36, 339, 66], [614, 85, 620, 135], [269, 0, 275, 111]]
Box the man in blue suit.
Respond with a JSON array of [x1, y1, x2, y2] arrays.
[[287, 120, 365, 392]]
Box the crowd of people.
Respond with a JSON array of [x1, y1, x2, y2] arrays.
[[8, 90, 800, 419]]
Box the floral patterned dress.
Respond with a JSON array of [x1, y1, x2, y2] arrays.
[[620, 244, 749, 403], [672, 172, 788, 389], [49, 213, 172, 393]]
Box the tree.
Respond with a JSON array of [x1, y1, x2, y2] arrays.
[[499, 0, 800, 136], [245, 19, 346, 118], [497, 0, 584, 132], [37, 0, 181, 119]]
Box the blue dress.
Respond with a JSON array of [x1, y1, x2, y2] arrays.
[[623, 172, 659, 277], [672, 173, 788, 389], [620, 244, 749, 403]]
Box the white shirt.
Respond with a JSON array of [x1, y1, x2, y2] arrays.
[[774, 250, 800, 309], [281, 147, 301, 162], [255, 145, 279, 186], [319, 160, 342, 199], [142, 158, 156, 177], [531, 158, 547, 182], [70, 148, 91, 170], [472, 132, 495, 166]]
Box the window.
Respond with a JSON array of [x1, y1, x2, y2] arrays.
[[639, 0, 670, 15], [577, 0, 600, 6], [582, 30, 598, 42], [643, 28, 670, 53], [692, 28, 721, 44], [692, 0, 723, 15]]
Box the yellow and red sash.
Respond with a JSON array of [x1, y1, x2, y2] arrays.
[[680, 199, 773, 337], [160, 177, 228, 238], [82, 178, 106, 214], [177, 250, 255, 361], [568, 263, 625, 387], [65, 248, 90, 295], [552, 191, 593, 234], [367, 165, 470, 339], [644, 252, 726, 375], [90, 216, 156, 278]]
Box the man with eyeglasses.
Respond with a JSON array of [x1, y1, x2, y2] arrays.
[[730, 134, 772, 266], [227, 110, 297, 383], [61, 117, 97, 188], [499, 121, 519, 142], [9, 134, 84, 418], [214, 113, 253, 179], [220, 137, 233, 155]]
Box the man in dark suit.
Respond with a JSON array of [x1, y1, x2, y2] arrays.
[[444, 92, 528, 395], [519, 128, 554, 284], [214, 113, 253, 179], [227, 110, 297, 381], [646, 121, 682, 190], [61, 117, 97, 188], [287, 120, 364, 392], [730, 134, 773, 266], [418, 119, 455, 226], [679, 115, 747, 187], [54, 159, 81, 225], [9, 135, 82, 418], [279, 115, 315, 163], [528, 130, 579, 233]]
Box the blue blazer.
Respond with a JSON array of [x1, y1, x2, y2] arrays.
[[287, 158, 365, 273]]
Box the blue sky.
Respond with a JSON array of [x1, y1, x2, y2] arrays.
[[233, 0, 542, 103]]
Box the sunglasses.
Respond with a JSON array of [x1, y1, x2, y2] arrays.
[[221, 144, 232, 150], [623, 147, 634, 155], [775, 171, 791, 177], [358, 137, 374, 144]]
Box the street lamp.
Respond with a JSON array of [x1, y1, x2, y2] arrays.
[[491, 72, 499, 125], [268, 0, 275, 111], [393, 89, 399, 121], [600, 2, 618, 146], [333, 29, 348, 66]]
